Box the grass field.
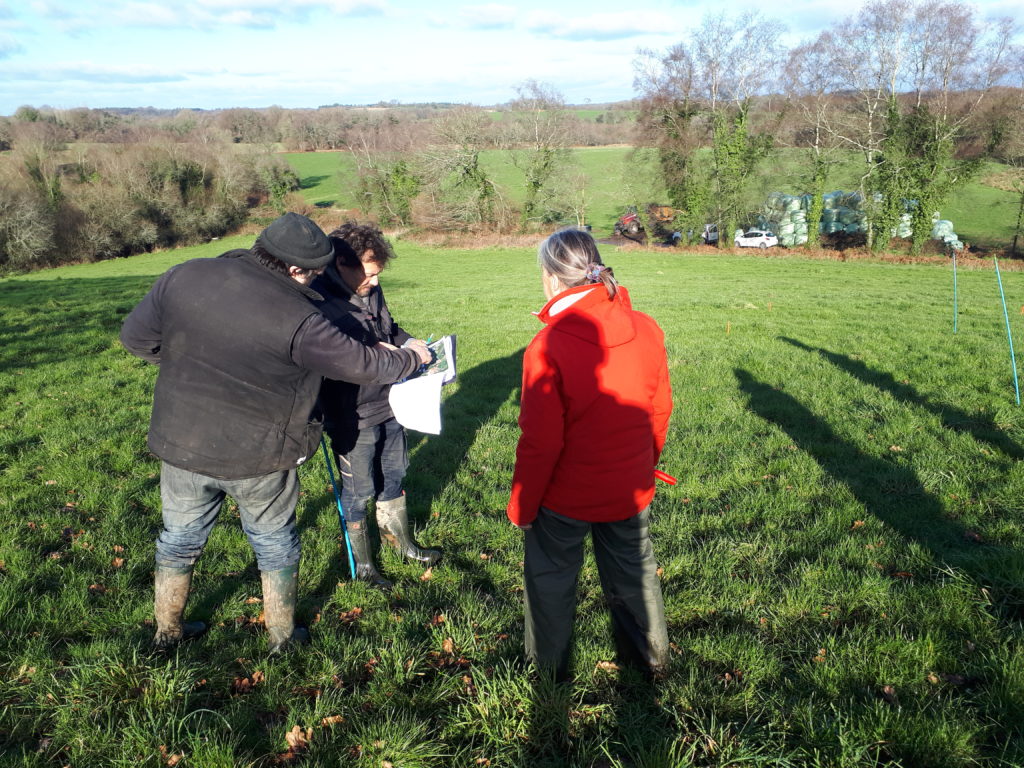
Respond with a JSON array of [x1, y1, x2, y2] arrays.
[[283, 146, 650, 234], [2, 240, 1024, 767], [284, 148, 1020, 251]]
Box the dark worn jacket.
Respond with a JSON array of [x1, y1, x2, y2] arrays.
[[311, 261, 412, 446], [120, 250, 419, 479]]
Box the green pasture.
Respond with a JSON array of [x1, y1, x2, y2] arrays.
[[2, 241, 1024, 766], [284, 146, 657, 234], [285, 148, 1020, 249]]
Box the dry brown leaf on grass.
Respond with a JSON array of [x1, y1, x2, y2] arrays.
[[231, 669, 265, 695], [880, 685, 898, 704], [111, 557, 125, 568], [420, 566, 433, 581], [286, 725, 312, 750], [88, 583, 106, 595], [245, 596, 262, 604], [158, 745, 183, 766], [596, 661, 620, 671], [321, 715, 345, 727], [442, 637, 455, 654], [339, 607, 364, 624]]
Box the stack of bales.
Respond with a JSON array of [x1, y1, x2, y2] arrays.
[[820, 191, 867, 238], [759, 190, 961, 248], [759, 193, 809, 247]]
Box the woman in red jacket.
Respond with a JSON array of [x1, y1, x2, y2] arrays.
[[507, 228, 672, 681]]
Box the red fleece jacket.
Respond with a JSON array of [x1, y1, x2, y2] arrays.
[[506, 284, 672, 526]]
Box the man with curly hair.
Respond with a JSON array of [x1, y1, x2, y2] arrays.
[[312, 222, 440, 588]]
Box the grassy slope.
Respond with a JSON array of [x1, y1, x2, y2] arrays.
[[285, 148, 1019, 249], [284, 146, 649, 234], [1, 241, 1023, 766]]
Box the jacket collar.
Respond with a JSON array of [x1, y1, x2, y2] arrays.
[[319, 258, 374, 309], [233, 250, 324, 301], [535, 283, 636, 347]]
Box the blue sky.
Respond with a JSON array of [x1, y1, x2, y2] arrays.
[[0, 0, 1020, 114]]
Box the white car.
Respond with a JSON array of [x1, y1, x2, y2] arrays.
[[734, 229, 779, 249]]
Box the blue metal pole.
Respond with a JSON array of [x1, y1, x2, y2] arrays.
[[952, 250, 958, 334], [994, 258, 1021, 406], [321, 436, 357, 578]]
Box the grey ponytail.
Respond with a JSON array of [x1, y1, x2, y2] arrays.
[[537, 228, 618, 299]]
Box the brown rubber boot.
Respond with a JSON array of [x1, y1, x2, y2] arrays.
[[345, 520, 392, 590], [260, 565, 310, 655], [376, 494, 441, 566], [153, 565, 207, 650]]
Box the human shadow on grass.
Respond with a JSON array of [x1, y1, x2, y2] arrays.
[[735, 367, 1024, 621], [298, 174, 330, 189], [779, 336, 1024, 460], [0, 276, 155, 374], [304, 350, 525, 602]]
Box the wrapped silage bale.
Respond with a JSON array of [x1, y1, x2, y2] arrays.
[[931, 220, 955, 239]]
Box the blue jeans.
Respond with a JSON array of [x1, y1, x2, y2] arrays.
[[332, 418, 408, 523], [155, 461, 300, 571]]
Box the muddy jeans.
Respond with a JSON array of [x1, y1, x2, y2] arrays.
[[332, 417, 408, 524], [523, 506, 669, 680], [155, 461, 300, 571]]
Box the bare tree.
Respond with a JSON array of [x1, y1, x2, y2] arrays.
[[419, 107, 510, 230], [500, 80, 578, 228], [810, 0, 1015, 248], [635, 12, 785, 245]]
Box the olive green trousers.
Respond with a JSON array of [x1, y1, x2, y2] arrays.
[[523, 506, 669, 680]]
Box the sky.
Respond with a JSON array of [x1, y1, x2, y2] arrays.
[[0, 0, 1020, 114]]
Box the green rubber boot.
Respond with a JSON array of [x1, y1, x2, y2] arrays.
[[345, 520, 392, 590], [153, 565, 207, 650], [376, 494, 441, 566], [260, 566, 310, 655]]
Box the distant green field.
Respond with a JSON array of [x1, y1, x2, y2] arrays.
[[285, 148, 1020, 249], [285, 146, 663, 235]]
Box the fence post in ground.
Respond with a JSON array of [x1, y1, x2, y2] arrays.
[[994, 258, 1020, 405]]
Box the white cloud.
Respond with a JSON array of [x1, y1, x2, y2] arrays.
[[523, 10, 682, 41], [0, 34, 22, 58], [38, 0, 387, 32], [2, 61, 212, 83], [455, 4, 517, 29]]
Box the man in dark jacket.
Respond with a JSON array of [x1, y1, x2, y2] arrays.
[[312, 223, 440, 589], [120, 212, 430, 653]]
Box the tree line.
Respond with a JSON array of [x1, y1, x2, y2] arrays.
[[2, 0, 1023, 271], [635, 0, 1023, 254]]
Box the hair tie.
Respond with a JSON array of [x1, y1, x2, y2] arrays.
[[585, 264, 606, 283]]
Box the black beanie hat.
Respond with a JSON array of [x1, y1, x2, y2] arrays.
[[256, 212, 333, 269]]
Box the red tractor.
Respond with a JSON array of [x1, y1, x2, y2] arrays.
[[613, 204, 679, 242]]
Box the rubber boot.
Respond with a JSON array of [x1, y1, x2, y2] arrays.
[[260, 566, 310, 655], [153, 565, 207, 650], [376, 494, 441, 566], [345, 520, 392, 590]]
